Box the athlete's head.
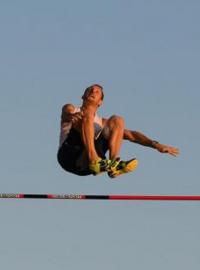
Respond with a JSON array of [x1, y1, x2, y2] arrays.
[[82, 84, 104, 107]]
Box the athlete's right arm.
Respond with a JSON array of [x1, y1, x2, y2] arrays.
[[61, 104, 82, 131], [61, 104, 76, 123]]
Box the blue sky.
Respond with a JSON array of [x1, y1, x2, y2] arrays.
[[0, 1, 200, 269]]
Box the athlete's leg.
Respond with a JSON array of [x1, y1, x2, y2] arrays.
[[80, 110, 109, 175], [81, 110, 99, 162], [103, 115, 125, 160], [102, 115, 138, 178]]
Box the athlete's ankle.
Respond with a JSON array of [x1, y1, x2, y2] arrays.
[[89, 157, 101, 164]]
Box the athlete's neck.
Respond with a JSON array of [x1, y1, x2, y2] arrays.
[[81, 102, 98, 114]]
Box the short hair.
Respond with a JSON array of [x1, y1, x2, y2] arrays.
[[84, 84, 104, 100]]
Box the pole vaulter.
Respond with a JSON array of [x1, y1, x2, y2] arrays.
[[1, 87, 183, 202]]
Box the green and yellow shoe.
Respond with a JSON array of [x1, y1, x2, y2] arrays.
[[107, 158, 138, 179], [89, 158, 110, 175]]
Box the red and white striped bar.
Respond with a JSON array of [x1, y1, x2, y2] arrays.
[[0, 193, 200, 201]]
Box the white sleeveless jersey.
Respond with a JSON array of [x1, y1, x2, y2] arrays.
[[59, 106, 103, 148]]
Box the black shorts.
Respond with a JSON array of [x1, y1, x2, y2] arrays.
[[57, 129, 109, 176]]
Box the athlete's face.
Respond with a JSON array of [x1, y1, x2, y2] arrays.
[[82, 86, 103, 107]]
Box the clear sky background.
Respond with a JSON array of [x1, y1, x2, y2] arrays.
[[0, 1, 200, 269]]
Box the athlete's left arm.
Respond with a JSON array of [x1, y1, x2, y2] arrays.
[[123, 129, 179, 157]]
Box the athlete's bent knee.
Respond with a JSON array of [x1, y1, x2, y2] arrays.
[[109, 115, 125, 128]]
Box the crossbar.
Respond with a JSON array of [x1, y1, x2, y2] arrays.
[[0, 193, 200, 201]]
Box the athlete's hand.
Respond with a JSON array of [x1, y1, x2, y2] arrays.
[[70, 112, 83, 131], [155, 143, 180, 157], [63, 111, 82, 123], [70, 112, 82, 123]]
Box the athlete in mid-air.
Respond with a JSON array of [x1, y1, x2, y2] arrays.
[[57, 84, 179, 178]]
